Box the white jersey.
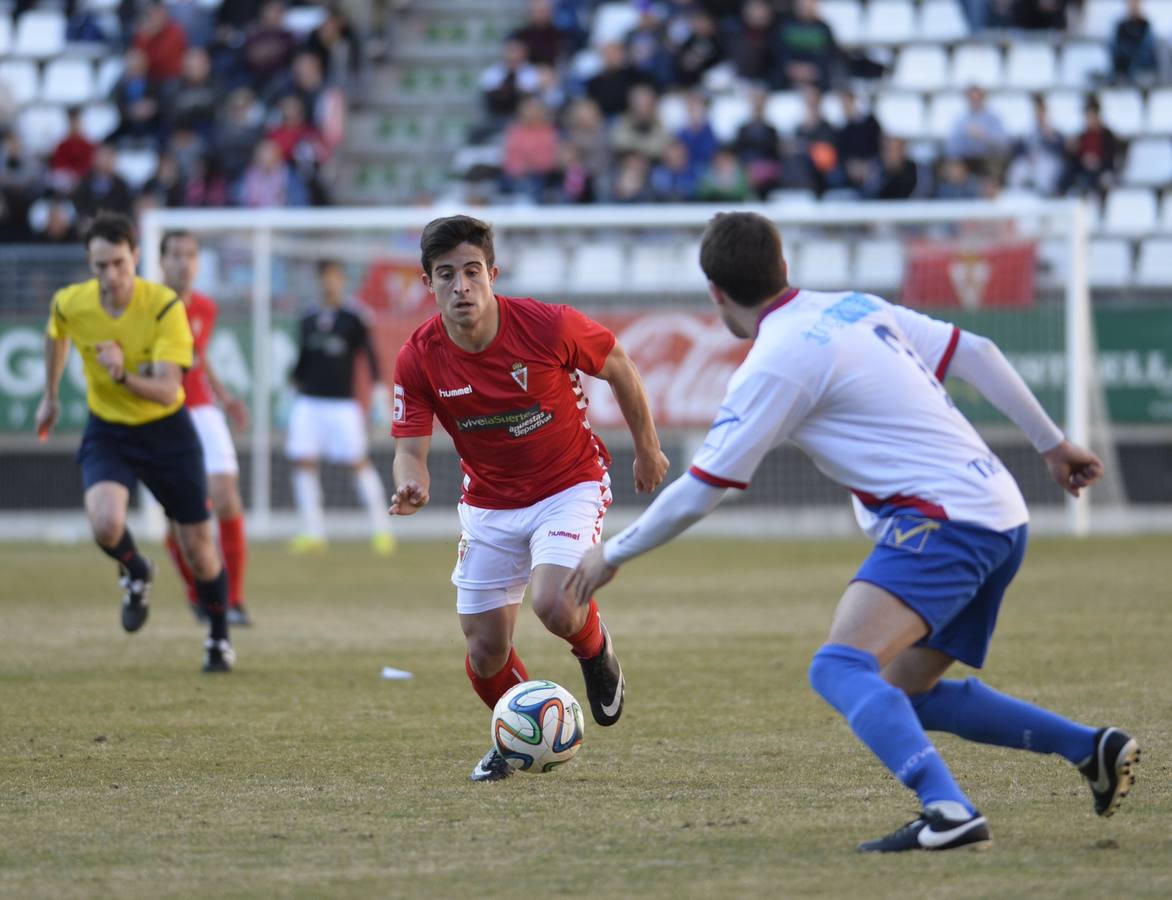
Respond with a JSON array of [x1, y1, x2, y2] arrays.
[[689, 288, 1029, 538]]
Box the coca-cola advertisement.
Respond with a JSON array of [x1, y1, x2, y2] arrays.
[[579, 311, 747, 429]]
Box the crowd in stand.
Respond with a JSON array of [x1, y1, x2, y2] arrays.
[[474, 0, 1163, 206], [0, 0, 360, 243]]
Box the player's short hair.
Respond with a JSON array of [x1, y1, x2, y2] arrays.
[[317, 258, 345, 276], [84, 212, 138, 252], [699, 212, 787, 307], [160, 229, 198, 256], [420, 215, 495, 276]]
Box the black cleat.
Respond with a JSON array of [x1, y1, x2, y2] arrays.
[[1079, 727, 1140, 817], [470, 747, 514, 782], [227, 605, 253, 627], [578, 622, 625, 727], [202, 639, 236, 673], [119, 559, 153, 633], [858, 807, 991, 853]]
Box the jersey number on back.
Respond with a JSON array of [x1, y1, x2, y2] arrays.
[[872, 324, 955, 409]]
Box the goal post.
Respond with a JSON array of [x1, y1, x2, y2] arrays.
[[139, 198, 1115, 539]]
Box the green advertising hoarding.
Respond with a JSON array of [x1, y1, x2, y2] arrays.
[[0, 317, 300, 433], [939, 307, 1172, 425], [1, 308, 1169, 432]]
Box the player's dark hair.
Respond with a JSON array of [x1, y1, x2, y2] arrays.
[[420, 215, 495, 276], [160, 229, 198, 256], [317, 258, 345, 276], [84, 212, 138, 252], [699, 212, 788, 307]]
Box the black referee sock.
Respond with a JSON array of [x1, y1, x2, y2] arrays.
[[195, 568, 230, 642], [99, 529, 150, 581]]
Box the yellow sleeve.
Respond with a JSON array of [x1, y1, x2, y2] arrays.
[[46, 290, 69, 340], [153, 294, 194, 369]]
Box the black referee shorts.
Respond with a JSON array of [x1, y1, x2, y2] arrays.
[[77, 408, 210, 524]]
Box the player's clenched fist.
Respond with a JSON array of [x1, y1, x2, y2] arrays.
[[633, 448, 670, 494], [1041, 440, 1104, 498], [96, 340, 125, 381], [389, 481, 429, 516]]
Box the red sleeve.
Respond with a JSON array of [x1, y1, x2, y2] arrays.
[[391, 340, 436, 437], [557, 305, 615, 376]]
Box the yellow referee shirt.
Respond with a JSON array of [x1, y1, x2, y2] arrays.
[[47, 277, 193, 425]]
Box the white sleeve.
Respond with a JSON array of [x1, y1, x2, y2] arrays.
[[889, 304, 962, 380], [689, 371, 815, 489], [602, 472, 727, 566], [602, 370, 813, 567], [947, 331, 1065, 451]]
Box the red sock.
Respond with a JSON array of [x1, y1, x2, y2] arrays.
[[466, 647, 530, 710], [218, 515, 247, 607], [566, 598, 604, 660], [164, 532, 198, 603]]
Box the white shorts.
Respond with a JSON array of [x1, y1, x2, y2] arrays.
[[189, 404, 239, 475], [286, 396, 367, 464], [452, 477, 613, 615]]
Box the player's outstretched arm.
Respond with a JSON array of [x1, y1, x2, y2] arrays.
[[565, 545, 618, 607], [564, 472, 727, 605], [947, 332, 1104, 497], [1042, 439, 1104, 498], [947, 331, 1067, 453], [390, 435, 431, 516], [594, 343, 669, 493], [205, 359, 250, 430], [36, 334, 71, 439]]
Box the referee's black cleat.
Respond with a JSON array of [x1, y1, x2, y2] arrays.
[[202, 639, 235, 673], [470, 747, 514, 782], [857, 806, 991, 853], [578, 623, 625, 727], [119, 559, 153, 633], [1079, 727, 1140, 817]]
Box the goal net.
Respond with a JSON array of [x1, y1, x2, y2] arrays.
[[125, 199, 1145, 540]]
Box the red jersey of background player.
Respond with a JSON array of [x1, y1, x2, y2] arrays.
[[183, 291, 216, 407], [393, 295, 615, 509]]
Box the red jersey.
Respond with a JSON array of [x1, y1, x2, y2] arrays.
[[393, 295, 615, 509], [183, 292, 217, 407]]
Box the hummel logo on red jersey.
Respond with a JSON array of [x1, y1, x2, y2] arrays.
[[439, 384, 473, 398], [510, 363, 529, 391]]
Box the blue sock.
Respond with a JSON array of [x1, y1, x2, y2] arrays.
[[910, 677, 1098, 764], [809, 643, 975, 814]]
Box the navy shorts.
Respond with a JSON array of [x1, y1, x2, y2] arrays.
[[77, 409, 210, 525], [852, 515, 1029, 668]]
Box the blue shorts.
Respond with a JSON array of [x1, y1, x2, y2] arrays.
[[852, 516, 1028, 669], [77, 409, 210, 525]]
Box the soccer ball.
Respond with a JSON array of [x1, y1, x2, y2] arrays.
[[492, 680, 585, 773]]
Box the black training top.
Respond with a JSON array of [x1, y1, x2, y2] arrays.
[[291, 305, 379, 398]]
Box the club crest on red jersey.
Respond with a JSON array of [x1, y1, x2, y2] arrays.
[[510, 362, 529, 392]]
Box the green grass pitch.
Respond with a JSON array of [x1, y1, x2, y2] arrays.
[[1, 536, 1169, 899]]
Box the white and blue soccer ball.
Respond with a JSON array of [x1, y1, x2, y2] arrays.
[[492, 680, 585, 773]]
